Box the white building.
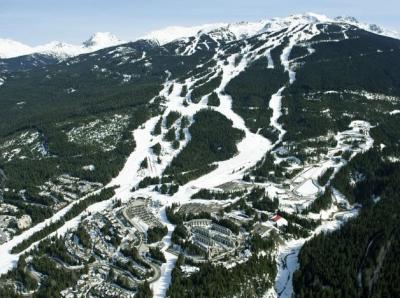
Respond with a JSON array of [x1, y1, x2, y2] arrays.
[[271, 215, 288, 227]]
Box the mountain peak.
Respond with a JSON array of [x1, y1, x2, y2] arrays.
[[142, 20, 270, 45], [0, 32, 124, 59], [1, 13, 399, 60], [82, 32, 121, 48], [0, 38, 33, 59], [334, 15, 399, 39], [335, 15, 360, 24], [143, 13, 400, 46]]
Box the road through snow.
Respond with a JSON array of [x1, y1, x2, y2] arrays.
[[0, 20, 340, 298]]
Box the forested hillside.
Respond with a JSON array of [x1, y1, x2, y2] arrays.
[[0, 13, 400, 298]]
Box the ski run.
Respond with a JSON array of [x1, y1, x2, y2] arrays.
[[0, 18, 377, 297]]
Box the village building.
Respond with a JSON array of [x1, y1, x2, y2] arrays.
[[271, 215, 288, 227]]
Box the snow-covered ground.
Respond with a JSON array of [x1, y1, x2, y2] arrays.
[[0, 187, 104, 275], [273, 120, 374, 297], [151, 207, 178, 297], [0, 17, 318, 295], [294, 179, 320, 197], [0, 14, 386, 298], [0, 130, 48, 161], [149, 22, 327, 296], [143, 13, 400, 48], [274, 206, 359, 298], [67, 114, 130, 151]]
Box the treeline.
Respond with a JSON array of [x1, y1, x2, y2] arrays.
[[76, 225, 91, 248], [4, 255, 38, 293], [277, 211, 320, 239], [165, 165, 217, 186], [224, 197, 256, 220], [318, 167, 334, 186], [136, 281, 153, 298], [169, 222, 206, 258], [154, 183, 179, 196], [278, 211, 320, 231]]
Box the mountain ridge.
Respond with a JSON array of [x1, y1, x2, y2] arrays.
[[1, 13, 399, 60], [0, 11, 400, 298], [0, 32, 123, 59], [143, 13, 400, 45]]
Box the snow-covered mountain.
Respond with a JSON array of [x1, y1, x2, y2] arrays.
[[1, 11, 400, 298], [143, 13, 400, 45], [1, 13, 399, 60], [142, 20, 269, 45], [333, 15, 400, 39], [0, 38, 34, 59], [82, 32, 122, 49], [0, 32, 124, 59]]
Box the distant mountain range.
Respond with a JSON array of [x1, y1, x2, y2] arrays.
[[0, 12, 400, 298], [144, 13, 400, 45], [1, 13, 399, 60], [0, 32, 123, 59]]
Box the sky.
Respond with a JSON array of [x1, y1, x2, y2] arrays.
[[1, 0, 399, 45]]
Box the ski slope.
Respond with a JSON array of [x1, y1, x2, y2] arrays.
[[0, 14, 387, 297], [0, 18, 321, 295]]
